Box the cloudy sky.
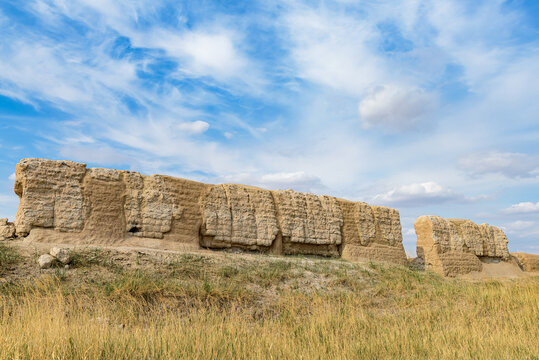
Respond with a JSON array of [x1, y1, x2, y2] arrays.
[[0, 0, 538, 255]]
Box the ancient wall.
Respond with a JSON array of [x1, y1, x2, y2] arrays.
[[14, 158, 210, 250], [339, 200, 407, 265], [414, 215, 510, 276], [0, 219, 15, 240], [11, 158, 407, 264], [511, 253, 539, 272], [200, 182, 406, 262]]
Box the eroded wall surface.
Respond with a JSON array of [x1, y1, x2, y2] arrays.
[[13, 158, 407, 264], [339, 200, 407, 265], [414, 215, 510, 276], [512, 253, 539, 272], [0, 219, 15, 240], [14, 159, 210, 249]]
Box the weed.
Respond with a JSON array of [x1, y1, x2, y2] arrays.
[[104, 270, 165, 300], [0, 242, 20, 271], [167, 254, 207, 279], [254, 260, 292, 287], [70, 248, 116, 269], [220, 265, 239, 278], [52, 267, 68, 282]]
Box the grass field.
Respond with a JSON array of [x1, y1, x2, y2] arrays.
[[0, 242, 538, 359]]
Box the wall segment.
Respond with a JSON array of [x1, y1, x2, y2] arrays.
[[12, 158, 408, 264], [414, 215, 510, 276]]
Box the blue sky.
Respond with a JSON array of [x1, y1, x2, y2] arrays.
[[0, 0, 538, 255]]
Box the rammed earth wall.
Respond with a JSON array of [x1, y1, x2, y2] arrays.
[[13, 158, 408, 265], [414, 215, 510, 276]]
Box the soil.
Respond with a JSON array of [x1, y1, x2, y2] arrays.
[[1, 239, 535, 286]]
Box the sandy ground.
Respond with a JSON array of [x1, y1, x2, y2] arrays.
[[460, 258, 536, 280]]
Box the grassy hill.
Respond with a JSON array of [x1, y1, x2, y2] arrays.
[[1, 240, 538, 359]]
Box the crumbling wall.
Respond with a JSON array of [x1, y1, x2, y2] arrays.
[[13, 158, 208, 249], [414, 215, 510, 276], [199, 185, 407, 261], [13, 158, 408, 264], [14, 158, 87, 235], [272, 190, 343, 256], [0, 219, 15, 240], [511, 253, 539, 272], [200, 184, 279, 250], [339, 200, 408, 265], [123, 173, 208, 241]]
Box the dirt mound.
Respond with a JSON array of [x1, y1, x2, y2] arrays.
[[460, 258, 530, 280]]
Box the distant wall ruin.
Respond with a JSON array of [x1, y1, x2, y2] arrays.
[[12, 158, 408, 265], [0, 218, 15, 240], [511, 253, 539, 272], [414, 215, 510, 276]]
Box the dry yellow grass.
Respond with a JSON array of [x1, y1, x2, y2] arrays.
[[0, 244, 538, 359]]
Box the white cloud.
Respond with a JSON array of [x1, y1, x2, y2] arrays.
[[506, 220, 535, 231], [8, 173, 15, 181], [0, 38, 138, 110], [219, 171, 325, 193], [177, 121, 210, 134], [0, 7, 257, 177], [0, 43, 90, 103], [149, 29, 249, 80], [281, 7, 386, 95], [259, 172, 325, 191], [42, 132, 96, 145], [20, 1, 264, 96], [503, 202, 539, 214], [358, 85, 437, 131], [182, 32, 245, 76], [101, 118, 247, 175], [424, 1, 521, 89], [372, 181, 461, 207], [404, 228, 416, 236], [504, 220, 539, 239], [58, 145, 134, 166], [459, 151, 539, 178]]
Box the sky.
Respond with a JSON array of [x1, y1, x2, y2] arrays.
[[0, 0, 538, 256]]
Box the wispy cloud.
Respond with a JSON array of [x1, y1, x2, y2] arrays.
[[503, 202, 539, 214], [218, 171, 326, 193], [371, 181, 486, 208], [177, 121, 210, 135], [504, 220, 539, 239], [459, 152, 539, 178], [358, 85, 438, 131]]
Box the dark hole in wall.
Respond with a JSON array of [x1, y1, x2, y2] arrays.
[[128, 226, 141, 233]]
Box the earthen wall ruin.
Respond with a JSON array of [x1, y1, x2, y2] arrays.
[[414, 215, 510, 276], [511, 253, 539, 272], [11, 158, 408, 264]]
